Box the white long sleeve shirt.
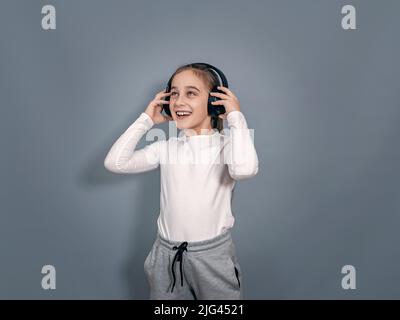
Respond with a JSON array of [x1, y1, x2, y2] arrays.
[[104, 111, 259, 242]]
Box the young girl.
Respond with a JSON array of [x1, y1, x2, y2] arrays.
[[104, 63, 259, 300]]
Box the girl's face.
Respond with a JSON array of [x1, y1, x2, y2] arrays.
[[169, 70, 213, 135]]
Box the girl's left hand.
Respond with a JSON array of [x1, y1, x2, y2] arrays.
[[210, 86, 241, 120]]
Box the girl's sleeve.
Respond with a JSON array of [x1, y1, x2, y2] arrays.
[[104, 112, 163, 174], [225, 111, 259, 180]]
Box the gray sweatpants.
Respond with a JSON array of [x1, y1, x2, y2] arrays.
[[143, 229, 243, 300]]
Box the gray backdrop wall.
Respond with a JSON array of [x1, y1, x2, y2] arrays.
[[1, 0, 399, 299]]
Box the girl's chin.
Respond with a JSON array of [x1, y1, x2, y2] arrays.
[[174, 119, 193, 128]]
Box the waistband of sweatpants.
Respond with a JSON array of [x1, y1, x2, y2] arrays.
[[156, 229, 233, 253]]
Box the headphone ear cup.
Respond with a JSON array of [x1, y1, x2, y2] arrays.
[[208, 90, 226, 117], [163, 96, 172, 116], [162, 86, 172, 117], [208, 95, 216, 115]]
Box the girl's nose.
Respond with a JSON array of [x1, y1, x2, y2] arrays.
[[175, 95, 186, 106]]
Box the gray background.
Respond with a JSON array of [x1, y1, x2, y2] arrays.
[[1, 0, 399, 299]]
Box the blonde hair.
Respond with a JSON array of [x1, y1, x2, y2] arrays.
[[170, 63, 224, 132]]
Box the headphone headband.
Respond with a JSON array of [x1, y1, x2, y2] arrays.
[[165, 63, 229, 91]]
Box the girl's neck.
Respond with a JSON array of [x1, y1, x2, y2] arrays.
[[183, 127, 215, 137]]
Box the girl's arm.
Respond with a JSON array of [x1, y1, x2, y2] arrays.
[[225, 111, 259, 180], [104, 112, 163, 174]]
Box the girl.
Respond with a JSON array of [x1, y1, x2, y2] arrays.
[[104, 63, 259, 300]]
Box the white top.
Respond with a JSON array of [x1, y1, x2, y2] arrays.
[[104, 111, 259, 242]]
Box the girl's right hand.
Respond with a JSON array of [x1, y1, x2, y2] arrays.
[[144, 90, 173, 125]]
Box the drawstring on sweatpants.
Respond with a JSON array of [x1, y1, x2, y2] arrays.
[[170, 241, 188, 293]]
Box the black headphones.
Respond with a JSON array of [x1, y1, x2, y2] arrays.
[[162, 62, 228, 119]]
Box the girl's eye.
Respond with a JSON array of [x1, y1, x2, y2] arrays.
[[170, 91, 196, 97]]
